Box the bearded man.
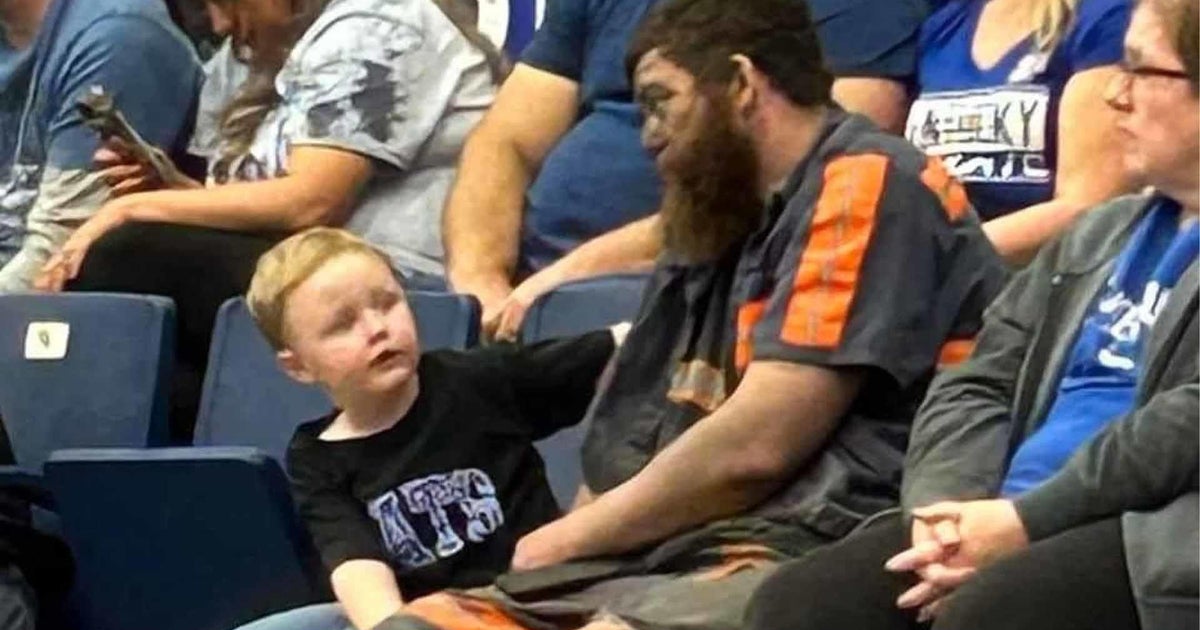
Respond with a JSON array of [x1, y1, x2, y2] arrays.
[[329, 1, 1009, 629]]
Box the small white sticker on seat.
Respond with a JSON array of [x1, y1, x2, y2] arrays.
[[24, 322, 69, 361]]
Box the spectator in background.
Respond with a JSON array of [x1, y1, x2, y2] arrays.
[[365, 2, 1006, 630], [0, 0, 200, 292], [746, 1, 1198, 627], [906, 0, 1137, 263], [442, 0, 929, 339], [36, 0, 501, 440]]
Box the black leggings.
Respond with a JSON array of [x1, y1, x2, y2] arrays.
[[745, 512, 1140, 630], [66, 222, 283, 442]]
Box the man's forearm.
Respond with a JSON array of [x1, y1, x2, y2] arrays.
[[557, 363, 861, 558], [443, 128, 535, 296], [983, 198, 1090, 266], [537, 214, 661, 288]]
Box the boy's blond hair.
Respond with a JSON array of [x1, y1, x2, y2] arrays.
[[247, 227, 395, 350]]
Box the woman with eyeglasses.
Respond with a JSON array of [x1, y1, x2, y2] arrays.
[[906, 0, 1137, 264], [745, 0, 1198, 628]]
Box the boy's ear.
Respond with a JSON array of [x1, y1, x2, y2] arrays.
[[276, 349, 317, 384]]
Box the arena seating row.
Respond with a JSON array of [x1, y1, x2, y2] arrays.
[[0, 272, 648, 630]]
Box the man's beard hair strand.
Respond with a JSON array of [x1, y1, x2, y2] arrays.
[[660, 96, 765, 264]]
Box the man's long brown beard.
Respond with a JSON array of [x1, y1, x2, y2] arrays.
[[659, 96, 765, 264]]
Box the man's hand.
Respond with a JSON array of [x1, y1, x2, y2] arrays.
[[511, 516, 588, 571], [454, 274, 513, 339]]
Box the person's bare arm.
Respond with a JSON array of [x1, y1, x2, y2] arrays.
[[106, 145, 373, 232], [330, 560, 405, 630], [983, 66, 1137, 264], [832, 77, 911, 134], [492, 214, 660, 339], [512, 361, 863, 568], [443, 64, 580, 311]]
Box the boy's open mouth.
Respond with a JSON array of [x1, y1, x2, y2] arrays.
[[370, 349, 402, 367]]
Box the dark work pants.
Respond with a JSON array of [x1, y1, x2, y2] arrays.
[[745, 512, 1141, 630], [67, 222, 282, 442]]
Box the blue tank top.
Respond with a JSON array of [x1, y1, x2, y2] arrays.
[[905, 0, 1129, 220]]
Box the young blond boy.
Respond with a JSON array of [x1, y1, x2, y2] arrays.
[[244, 228, 620, 630]]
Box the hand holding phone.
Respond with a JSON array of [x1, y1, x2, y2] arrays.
[[75, 85, 189, 188]]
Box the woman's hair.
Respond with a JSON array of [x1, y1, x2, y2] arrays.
[[1148, 0, 1199, 94], [216, 0, 509, 165], [1031, 0, 1083, 53]]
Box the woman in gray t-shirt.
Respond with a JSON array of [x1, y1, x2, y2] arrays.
[[35, 0, 500, 440]]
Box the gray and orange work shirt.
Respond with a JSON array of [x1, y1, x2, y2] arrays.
[[582, 109, 1010, 540]]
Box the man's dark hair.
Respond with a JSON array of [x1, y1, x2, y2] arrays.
[[625, 0, 833, 107]]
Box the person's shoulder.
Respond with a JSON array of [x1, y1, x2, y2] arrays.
[[801, 111, 967, 223], [60, 0, 190, 48], [291, 0, 427, 63], [301, 0, 426, 39], [822, 112, 933, 179], [806, 0, 927, 27], [1064, 194, 1152, 245]]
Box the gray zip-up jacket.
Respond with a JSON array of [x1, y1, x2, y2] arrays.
[[902, 194, 1198, 630]]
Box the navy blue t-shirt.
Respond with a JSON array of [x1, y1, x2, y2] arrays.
[[905, 0, 1129, 221], [516, 0, 928, 273], [1003, 198, 1200, 495]]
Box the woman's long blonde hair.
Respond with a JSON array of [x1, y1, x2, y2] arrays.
[[215, 0, 508, 167], [1030, 0, 1082, 53]]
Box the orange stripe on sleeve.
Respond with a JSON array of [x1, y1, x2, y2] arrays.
[[937, 338, 976, 368], [920, 157, 969, 222], [735, 299, 767, 372], [405, 593, 532, 630], [781, 154, 888, 349]]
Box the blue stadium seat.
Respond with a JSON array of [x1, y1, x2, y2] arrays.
[[44, 447, 325, 630], [43, 292, 481, 630], [522, 274, 650, 507], [0, 293, 174, 470], [195, 292, 481, 465]]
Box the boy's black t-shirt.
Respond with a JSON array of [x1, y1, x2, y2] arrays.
[[286, 331, 615, 599]]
